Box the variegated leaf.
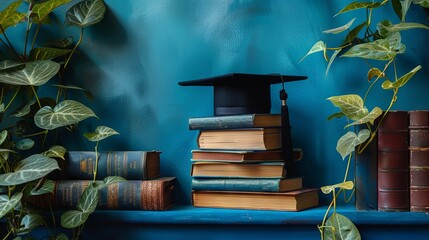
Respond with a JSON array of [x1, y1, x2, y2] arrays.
[[34, 100, 97, 130], [0, 60, 60, 86], [65, 0, 106, 28], [336, 130, 370, 159], [345, 107, 383, 128], [321, 181, 354, 194], [30, 179, 55, 195], [17, 214, 44, 235], [342, 36, 405, 61], [327, 94, 368, 120], [300, 41, 327, 62], [61, 210, 90, 229], [414, 0, 429, 8], [0, 60, 25, 71], [367, 68, 385, 81], [0, 154, 59, 186], [94, 176, 126, 190], [42, 145, 67, 159], [0, 130, 7, 145], [77, 183, 99, 213], [16, 138, 35, 150], [32, 0, 72, 23], [323, 18, 356, 34], [382, 65, 421, 89], [324, 213, 361, 240], [46, 36, 74, 48], [54, 233, 69, 240], [335, 1, 388, 16], [326, 49, 341, 77], [29, 47, 72, 60], [0, 1, 26, 31], [83, 126, 119, 142], [11, 99, 36, 117], [385, 22, 429, 32], [0, 193, 22, 219]]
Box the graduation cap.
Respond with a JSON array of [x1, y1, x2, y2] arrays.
[[179, 73, 308, 175]]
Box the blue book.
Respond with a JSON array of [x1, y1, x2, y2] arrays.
[[189, 114, 280, 130], [192, 177, 302, 192]]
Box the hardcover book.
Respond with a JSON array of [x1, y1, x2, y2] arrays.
[[26, 177, 176, 210], [64, 151, 161, 180], [188, 114, 281, 130], [409, 110, 429, 212], [192, 188, 319, 211], [191, 177, 302, 192], [191, 162, 286, 178], [197, 128, 282, 150], [190, 148, 303, 162], [377, 111, 409, 212]]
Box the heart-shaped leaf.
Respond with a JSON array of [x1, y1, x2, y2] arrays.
[[0, 154, 59, 186], [323, 18, 356, 34], [341, 22, 366, 45], [17, 213, 44, 235], [29, 179, 55, 195], [11, 99, 36, 117], [344, 107, 382, 128], [382, 65, 421, 89], [77, 183, 99, 213], [0, 193, 22, 218], [327, 94, 368, 121], [321, 181, 354, 194], [34, 100, 97, 130], [42, 145, 67, 159], [300, 41, 327, 62], [65, 0, 106, 28], [336, 129, 370, 159], [84, 126, 119, 142], [16, 138, 35, 150], [61, 210, 90, 229], [0, 60, 60, 86], [32, 0, 72, 23], [342, 36, 405, 61], [29, 47, 73, 61], [335, 1, 387, 16], [324, 213, 361, 240], [0, 1, 26, 31]]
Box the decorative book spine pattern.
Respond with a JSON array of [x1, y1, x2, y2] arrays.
[[377, 111, 409, 212], [409, 110, 429, 212], [65, 151, 160, 180]]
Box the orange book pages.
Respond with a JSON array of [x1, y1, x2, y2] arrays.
[[191, 148, 303, 162], [191, 162, 286, 178]]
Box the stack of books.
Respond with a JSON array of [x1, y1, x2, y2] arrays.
[[27, 151, 176, 211], [188, 113, 319, 211]]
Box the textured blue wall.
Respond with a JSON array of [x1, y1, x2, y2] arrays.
[[5, 0, 429, 205]]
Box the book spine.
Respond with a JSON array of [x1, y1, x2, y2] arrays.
[[377, 111, 409, 212], [191, 178, 281, 192], [65, 151, 159, 180], [189, 115, 255, 130], [409, 110, 429, 212], [31, 179, 175, 210]]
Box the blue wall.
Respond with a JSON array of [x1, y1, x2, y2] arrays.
[[5, 0, 429, 205]]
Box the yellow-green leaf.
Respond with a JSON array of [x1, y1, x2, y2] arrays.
[[345, 107, 383, 128], [336, 130, 370, 159], [32, 0, 72, 23], [327, 94, 368, 120], [367, 68, 385, 81], [382, 65, 421, 89], [300, 41, 326, 63], [321, 181, 354, 194], [323, 18, 356, 34]]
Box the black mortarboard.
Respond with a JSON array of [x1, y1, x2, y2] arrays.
[[178, 73, 307, 116]]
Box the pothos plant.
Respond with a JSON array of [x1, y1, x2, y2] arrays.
[[0, 0, 124, 240], [301, 0, 429, 239]]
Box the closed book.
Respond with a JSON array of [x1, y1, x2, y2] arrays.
[[191, 177, 302, 192], [377, 111, 409, 212], [409, 110, 429, 212], [64, 151, 161, 180], [190, 148, 303, 162], [197, 128, 281, 150], [191, 162, 286, 178], [189, 114, 281, 130], [192, 188, 319, 211], [27, 177, 176, 210]]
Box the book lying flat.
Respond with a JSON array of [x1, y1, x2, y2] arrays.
[[191, 162, 286, 178], [189, 114, 281, 130], [191, 177, 303, 192], [192, 188, 319, 211], [191, 148, 303, 162]]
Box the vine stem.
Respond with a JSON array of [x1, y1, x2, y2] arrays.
[[30, 85, 42, 108], [92, 141, 100, 182], [3, 87, 20, 112], [64, 28, 84, 70]]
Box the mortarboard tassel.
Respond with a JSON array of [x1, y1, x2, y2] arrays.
[[279, 77, 295, 176]]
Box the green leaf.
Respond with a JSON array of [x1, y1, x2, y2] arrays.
[[336, 129, 370, 159], [83, 126, 119, 142], [321, 181, 354, 194], [42, 145, 67, 159], [65, 0, 106, 28], [382, 65, 421, 89], [335, 1, 388, 16], [11, 99, 36, 117], [327, 112, 345, 121], [94, 176, 126, 190], [327, 94, 368, 120], [324, 213, 361, 240], [0, 154, 60, 186], [0, 1, 26, 31], [46, 36, 74, 48], [76, 183, 99, 213], [392, 0, 403, 20], [0, 60, 60, 86], [400, 0, 413, 22], [345, 107, 383, 128], [29, 47, 73, 60], [385, 22, 429, 33], [0, 60, 25, 72], [0, 130, 7, 145], [0, 193, 22, 218], [54, 233, 69, 240], [300, 41, 326, 63], [30, 179, 55, 195], [414, 0, 429, 8], [377, 20, 393, 38], [61, 210, 90, 229], [323, 18, 356, 34], [34, 100, 97, 130], [342, 35, 405, 61], [326, 49, 341, 77], [52, 84, 94, 100], [17, 214, 44, 235], [342, 22, 366, 45], [16, 138, 35, 150], [32, 0, 72, 23], [367, 68, 385, 81]]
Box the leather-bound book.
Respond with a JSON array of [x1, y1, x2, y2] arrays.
[[409, 110, 429, 212], [377, 111, 409, 212]]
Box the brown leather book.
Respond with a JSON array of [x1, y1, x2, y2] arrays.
[[377, 111, 409, 212], [409, 110, 429, 212]]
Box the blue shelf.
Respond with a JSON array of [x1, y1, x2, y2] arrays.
[[88, 205, 429, 226]]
